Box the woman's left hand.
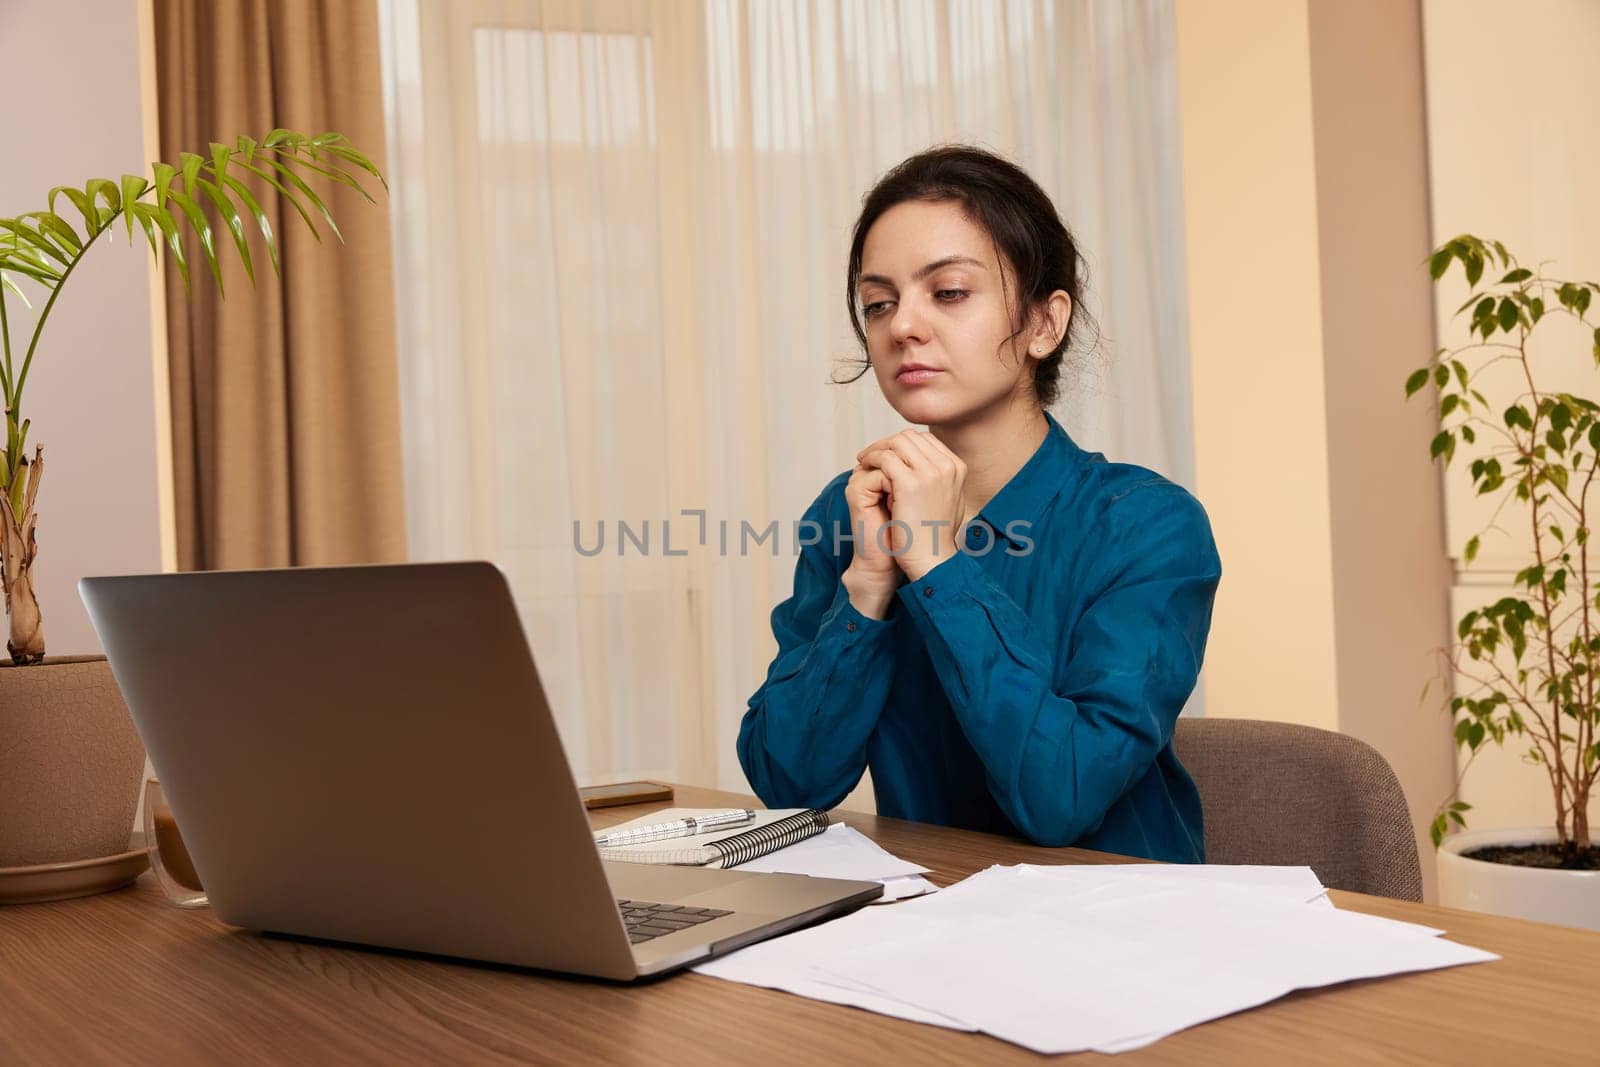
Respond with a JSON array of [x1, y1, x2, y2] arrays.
[[855, 430, 967, 581]]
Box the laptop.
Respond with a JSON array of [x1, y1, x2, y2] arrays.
[[79, 561, 882, 980]]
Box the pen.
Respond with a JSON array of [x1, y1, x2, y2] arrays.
[[592, 809, 757, 848]]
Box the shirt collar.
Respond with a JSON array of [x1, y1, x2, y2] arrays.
[[969, 412, 1082, 547]]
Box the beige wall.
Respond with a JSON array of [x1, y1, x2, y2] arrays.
[[1422, 0, 1600, 833], [1307, 0, 1457, 888], [1177, 0, 1456, 899], [1176, 0, 1342, 733], [0, 0, 165, 655]]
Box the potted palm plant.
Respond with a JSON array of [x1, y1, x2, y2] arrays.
[[1410, 234, 1600, 930], [0, 130, 383, 893]]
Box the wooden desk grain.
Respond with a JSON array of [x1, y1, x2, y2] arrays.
[[2, 783, 1596, 1064]]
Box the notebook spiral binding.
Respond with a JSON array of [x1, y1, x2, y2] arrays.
[[709, 809, 831, 867]]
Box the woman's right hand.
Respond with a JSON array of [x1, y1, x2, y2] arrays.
[[841, 464, 901, 619]]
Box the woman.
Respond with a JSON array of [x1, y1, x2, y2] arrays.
[[737, 146, 1221, 863]]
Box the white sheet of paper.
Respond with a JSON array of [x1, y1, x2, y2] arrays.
[[1017, 861, 1328, 900], [874, 875, 939, 902], [692, 906, 975, 1030], [698, 863, 1495, 1055], [811, 877, 1496, 1055], [733, 824, 931, 881], [909, 863, 1340, 918]]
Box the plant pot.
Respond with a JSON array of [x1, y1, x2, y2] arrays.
[[1437, 826, 1600, 931], [0, 655, 146, 868]]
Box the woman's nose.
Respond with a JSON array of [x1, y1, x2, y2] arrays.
[[889, 298, 927, 344]]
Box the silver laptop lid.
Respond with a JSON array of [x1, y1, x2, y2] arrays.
[[80, 562, 638, 979]]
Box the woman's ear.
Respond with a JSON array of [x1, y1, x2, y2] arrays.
[[1028, 292, 1072, 356], [1040, 291, 1072, 353]]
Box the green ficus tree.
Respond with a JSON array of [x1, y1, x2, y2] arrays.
[[0, 129, 384, 666], [1410, 234, 1600, 857]]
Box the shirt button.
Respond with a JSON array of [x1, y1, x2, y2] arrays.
[[845, 621, 857, 633], [923, 586, 935, 598]]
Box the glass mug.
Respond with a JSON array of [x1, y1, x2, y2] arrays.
[[143, 778, 208, 907]]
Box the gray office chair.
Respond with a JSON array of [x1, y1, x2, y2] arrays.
[[1172, 718, 1424, 901]]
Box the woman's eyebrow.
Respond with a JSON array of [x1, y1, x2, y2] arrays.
[[858, 255, 987, 289]]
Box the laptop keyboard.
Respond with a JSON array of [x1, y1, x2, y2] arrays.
[[616, 899, 733, 945]]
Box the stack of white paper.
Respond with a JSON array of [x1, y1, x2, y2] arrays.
[[694, 863, 1498, 1054]]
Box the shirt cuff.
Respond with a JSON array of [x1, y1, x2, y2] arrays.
[[820, 578, 898, 638], [896, 549, 983, 619]]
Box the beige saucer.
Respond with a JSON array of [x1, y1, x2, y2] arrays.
[[0, 846, 152, 905]]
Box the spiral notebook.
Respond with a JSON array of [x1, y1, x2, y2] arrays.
[[599, 808, 830, 868]]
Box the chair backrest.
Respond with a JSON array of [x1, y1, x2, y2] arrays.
[[1172, 718, 1423, 901]]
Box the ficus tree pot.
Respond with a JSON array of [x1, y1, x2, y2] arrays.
[[1437, 827, 1600, 932], [0, 655, 146, 868]]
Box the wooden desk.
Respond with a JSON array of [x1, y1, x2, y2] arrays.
[[3, 784, 1597, 1064]]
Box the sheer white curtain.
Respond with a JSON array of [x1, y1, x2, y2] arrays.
[[377, 0, 1195, 793]]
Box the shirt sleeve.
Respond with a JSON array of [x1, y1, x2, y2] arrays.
[[737, 476, 899, 809], [895, 483, 1222, 847]]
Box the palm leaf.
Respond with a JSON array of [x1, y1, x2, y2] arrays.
[[0, 241, 64, 282], [46, 186, 99, 237], [1, 127, 384, 442], [124, 201, 164, 262], [162, 186, 225, 293], [0, 270, 32, 309], [209, 142, 232, 184], [316, 141, 388, 191], [219, 174, 279, 275], [149, 162, 178, 212], [21, 212, 82, 254], [120, 175, 150, 243], [84, 179, 121, 220], [192, 177, 254, 284], [262, 148, 374, 203], [179, 152, 207, 197], [19, 217, 76, 263], [129, 201, 189, 287], [258, 156, 343, 241], [0, 219, 71, 268], [235, 158, 323, 241]]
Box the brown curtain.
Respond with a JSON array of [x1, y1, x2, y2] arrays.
[[153, 0, 405, 570]]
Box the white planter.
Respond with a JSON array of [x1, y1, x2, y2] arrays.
[[1437, 826, 1600, 931]]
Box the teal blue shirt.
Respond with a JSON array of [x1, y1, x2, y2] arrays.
[[737, 414, 1221, 862]]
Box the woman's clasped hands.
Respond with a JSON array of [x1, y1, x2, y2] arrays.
[[840, 430, 968, 618]]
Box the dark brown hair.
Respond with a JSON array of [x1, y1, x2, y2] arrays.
[[839, 144, 1094, 409]]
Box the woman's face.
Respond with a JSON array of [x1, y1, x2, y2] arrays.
[[856, 199, 1040, 427]]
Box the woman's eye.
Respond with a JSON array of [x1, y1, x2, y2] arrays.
[[862, 291, 965, 320]]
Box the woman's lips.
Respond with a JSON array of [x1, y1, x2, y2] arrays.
[[895, 368, 943, 385]]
